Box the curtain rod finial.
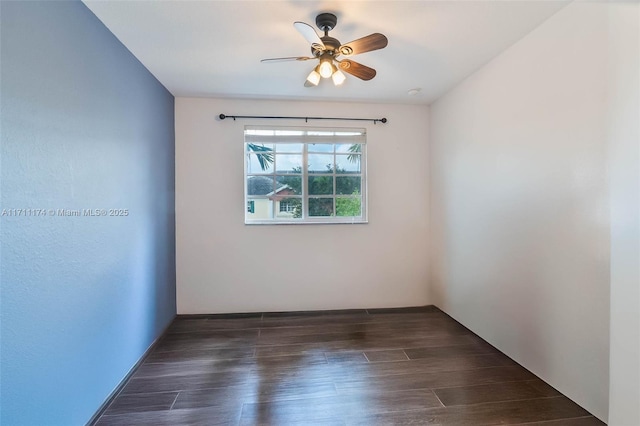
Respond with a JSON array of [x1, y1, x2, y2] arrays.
[[219, 114, 226, 120]]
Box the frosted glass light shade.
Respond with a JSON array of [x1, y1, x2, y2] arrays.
[[306, 69, 321, 86], [319, 59, 334, 78], [332, 70, 346, 86]]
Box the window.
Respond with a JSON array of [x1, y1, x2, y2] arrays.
[[279, 200, 296, 213], [244, 126, 367, 224]]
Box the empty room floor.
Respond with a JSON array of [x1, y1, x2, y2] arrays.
[[95, 307, 603, 425]]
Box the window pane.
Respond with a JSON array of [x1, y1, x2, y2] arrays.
[[336, 196, 362, 217], [247, 176, 275, 195], [335, 154, 360, 173], [275, 154, 302, 173], [245, 198, 273, 219], [246, 143, 273, 152], [276, 197, 301, 218], [247, 153, 274, 174], [308, 143, 334, 153], [276, 176, 301, 195], [335, 143, 361, 154], [308, 154, 334, 173], [336, 176, 361, 195], [308, 176, 334, 195], [308, 198, 333, 217], [275, 143, 303, 153]]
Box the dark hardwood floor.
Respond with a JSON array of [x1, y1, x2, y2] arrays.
[[94, 306, 603, 425]]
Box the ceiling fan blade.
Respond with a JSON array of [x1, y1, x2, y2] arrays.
[[339, 33, 388, 56], [293, 21, 325, 50], [338, 59, 377, 81], [260, 56, 315, 63]]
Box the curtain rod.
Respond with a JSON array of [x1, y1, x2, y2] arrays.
[[218, 114, 387, 124]]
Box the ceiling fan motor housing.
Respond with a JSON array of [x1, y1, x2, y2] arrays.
[[315, 13, 337, 32], [312, 36, 341, 57]]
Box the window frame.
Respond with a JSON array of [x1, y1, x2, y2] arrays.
[[244, 126, 368, 225]]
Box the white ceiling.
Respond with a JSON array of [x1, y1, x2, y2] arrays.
[[83, 1, 569, 105]]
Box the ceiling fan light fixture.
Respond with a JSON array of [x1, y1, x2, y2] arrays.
[[306, 67, 321, 86], [332, 69, 346, 86]]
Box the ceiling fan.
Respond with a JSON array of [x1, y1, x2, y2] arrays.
[[261, 13, 388, 87]]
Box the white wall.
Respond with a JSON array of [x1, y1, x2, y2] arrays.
[[607, 3, 640, 425], [176, 97, 429, 314], [429, 2, 610, 421]]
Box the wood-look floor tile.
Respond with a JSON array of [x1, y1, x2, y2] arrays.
[[161, 329, 259, 341], [121, 369, 256, 394], [253, 352, 509, 383], [141, 352, 327, 378], [382, 319, 471, 334], [256, 332, 481, 353], [165, 318, 209, 333], [510, 416, 605, 425], [364, 349, 409, 362], [256, 331, 367, 346], [123, 368, 338, 399], [405, 343, 500, 359], [176, 312, 262, 320], [145, 346, 255, 363], [171, 380, 338, 410], [367, 306, 440, 314], [171, 388, 249, 410], [263, 309, 367, 317], [257, 323, 368, 339], [240, 389, 442, 425], [255, 342, 346, 358], [261, 338, 439, 357], [325, 351, 368, 364], [155, 329, 259, 352], [256, 327, 467, 346], [97, 406, 242, 426], [335, 365, 537, 393], [103, 391, 178, 415], [345, 408, 436, 425], [213, 353, 513, 388], [524, 378, 564, 396], [135, 358, 256, 379], [168, 318, 263, 333], [254, 320, 463, 339], [259, 313, 372, 329], [433, 380, 553, 406], [335, 354, 515, 380], [254, 352, 328, 368], [348, 396, 591, 425], [135, 352, 326, 380]]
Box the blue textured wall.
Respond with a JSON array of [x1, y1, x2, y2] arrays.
[[1, 1, 176, 424]]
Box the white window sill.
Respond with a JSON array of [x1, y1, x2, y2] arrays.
[[245, 219, 368, 225]]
